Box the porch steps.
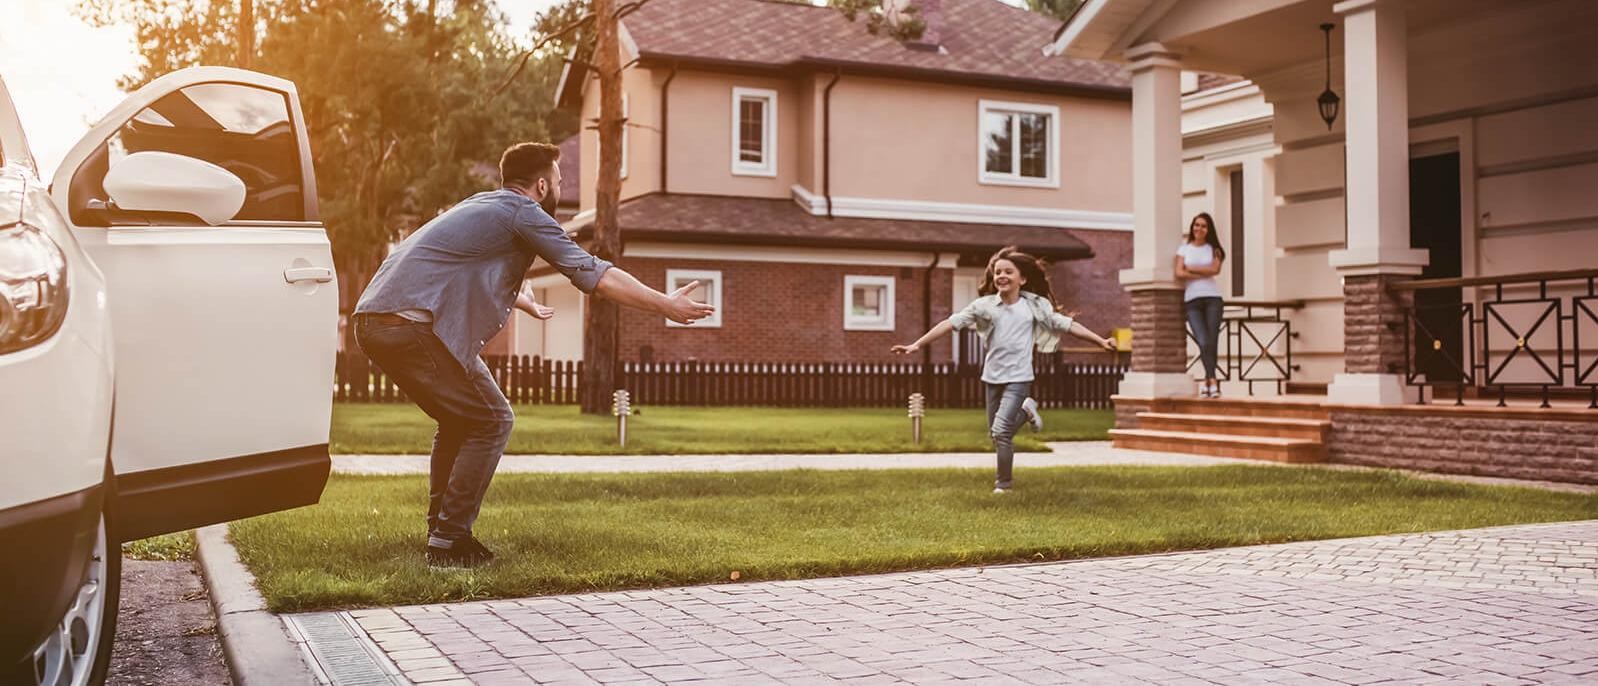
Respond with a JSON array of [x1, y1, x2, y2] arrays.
[[1111, 396, 1331, 463], [1107, 428, 1326, 463], [1135, 412, 1329, 441]]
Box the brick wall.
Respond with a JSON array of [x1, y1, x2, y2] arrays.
[[1113, 397, 1151, 430], [1129, 288, 1187, 373], [1328, 410, 1598, 484], [1051, 228, 1132, 334], [616, 256, 953, 363], [1343, 274, 1412, 375]]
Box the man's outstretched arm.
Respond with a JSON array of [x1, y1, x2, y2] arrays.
[[593, 268, 715, 325]]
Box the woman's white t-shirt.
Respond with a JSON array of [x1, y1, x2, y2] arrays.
[[1177, 243, 1223, 302], [982, 299, 1036, 384]]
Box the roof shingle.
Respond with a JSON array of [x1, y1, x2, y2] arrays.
[[570, 193, 1094, 260], [623, 0, 1127, 93]]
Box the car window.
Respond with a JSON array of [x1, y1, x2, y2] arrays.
[[106, 83, 305, 221]]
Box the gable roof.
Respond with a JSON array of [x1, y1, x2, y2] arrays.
[[563, 0, 1127, 105]]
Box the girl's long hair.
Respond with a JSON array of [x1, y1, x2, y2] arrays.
[[978, 246, 1063, 312], [1187, 212, 1226, 259]]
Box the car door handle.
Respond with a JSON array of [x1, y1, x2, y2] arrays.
[[283, 267, 334, 284]]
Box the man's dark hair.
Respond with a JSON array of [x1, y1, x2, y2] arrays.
[[499, 142, 560, 189]]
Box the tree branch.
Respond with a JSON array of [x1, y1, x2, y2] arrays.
[[492, 12, 596, 98]]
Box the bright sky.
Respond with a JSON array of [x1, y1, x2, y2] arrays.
[[0, 0, 561, 178], [0, 0, 1023, 178]]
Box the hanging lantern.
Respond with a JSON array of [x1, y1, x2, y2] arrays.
[[1317, 23, 1341, 130]]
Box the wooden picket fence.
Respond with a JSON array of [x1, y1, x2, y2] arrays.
[[334, 353, 1126, 409]]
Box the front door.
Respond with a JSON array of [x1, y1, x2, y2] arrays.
[[51, 67, 336, 540], [1409, 151, 1464, 385]]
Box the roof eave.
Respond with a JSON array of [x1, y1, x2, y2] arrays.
[[634, 52, 1129, 100], [1045, 0, 1158, 62]]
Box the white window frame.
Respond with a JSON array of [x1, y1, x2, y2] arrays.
[[731, 87, 778, 177], [665, 269, 722, 328], [843, 275, 895, 331], [977, 99, 1060, 189]]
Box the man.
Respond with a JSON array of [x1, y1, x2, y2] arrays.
[[353, 142, 713, 567]]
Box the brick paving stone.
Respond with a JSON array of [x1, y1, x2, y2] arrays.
[[298, 521, 1598, 684]]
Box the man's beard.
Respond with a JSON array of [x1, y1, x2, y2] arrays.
[[539, 194, 559, 216]]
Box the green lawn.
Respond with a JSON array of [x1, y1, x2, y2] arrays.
[[331, 404, 1114, 455], [231, 467, 1598, 612], [124, 531, 195, 561]]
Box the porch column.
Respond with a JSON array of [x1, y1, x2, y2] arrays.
[[1118, 43, 1192, 399], [1326, 0, 1428, 405]]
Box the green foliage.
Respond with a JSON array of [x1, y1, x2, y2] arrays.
[[231, 467, 1598, 612], [76, 0, 577, 311], [1024, 0, 1085, 21], [829, 0, 927, 41]]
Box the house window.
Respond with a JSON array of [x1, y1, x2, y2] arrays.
[[844, 275, 895, 331], [665, 269, 722, 328], [620, 94, 629, 180], [731, 87, 777, 177], [978, 100, 1059, 188]]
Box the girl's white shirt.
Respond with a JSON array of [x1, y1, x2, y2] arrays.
[[946, 291, 1075, 354]]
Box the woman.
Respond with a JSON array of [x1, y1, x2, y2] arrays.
[[1175, 212, 1226, 398], [891, 247, 1116, 493]]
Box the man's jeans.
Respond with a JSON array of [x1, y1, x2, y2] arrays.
[[984, 381, 1032, 489], [354, 314, 513, 547], [1185, 296, 1224, 380]]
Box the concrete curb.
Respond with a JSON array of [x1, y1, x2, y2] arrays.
[[195, 524, 319, 686]]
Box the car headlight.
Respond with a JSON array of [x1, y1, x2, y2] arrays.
[[0, 222, 69, 354]]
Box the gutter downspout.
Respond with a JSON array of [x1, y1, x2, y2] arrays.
[[822, 69, 841, 219], [660, 62, 678, 194]]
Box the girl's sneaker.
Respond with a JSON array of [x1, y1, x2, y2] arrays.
[[1199, 384, 1214, 399], [1020, 397, 1043, 432]]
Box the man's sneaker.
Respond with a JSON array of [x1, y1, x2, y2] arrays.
[[1020, 397, 1043, 432], [992, 487, 1010, 495], [426, 536, 496, 568]]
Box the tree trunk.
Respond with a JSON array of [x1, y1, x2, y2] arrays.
[[238, 0, 254, 68], [581, 0, 624, 414]]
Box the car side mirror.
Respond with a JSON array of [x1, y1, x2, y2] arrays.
[[101, 151, 247, 226]]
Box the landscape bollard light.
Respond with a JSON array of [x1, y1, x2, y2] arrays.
[[908, 392, 926, 445], [612, 389, 631, 447]]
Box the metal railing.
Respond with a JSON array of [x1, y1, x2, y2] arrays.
[[1394, 268, 1598, 408], [1186, 299, 1303, 396]]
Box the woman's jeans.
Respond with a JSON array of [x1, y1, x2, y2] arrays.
[[1185, 296, 1224, 381], [354, 313, 515, 548], [984, 381, 1032, 489]]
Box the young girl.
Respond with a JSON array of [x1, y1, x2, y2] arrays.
[[1174, 212, 1226, 398], [892, 247, 1116, 494]]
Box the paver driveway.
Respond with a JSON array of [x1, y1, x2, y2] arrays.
[[296, 520, 1598, 684]]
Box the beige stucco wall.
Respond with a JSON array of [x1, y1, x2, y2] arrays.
[[823, 75, 1131, 212], [1248, 0, 1598, 384], [578, 65, 667, 211], [656, 70, 801, 199]]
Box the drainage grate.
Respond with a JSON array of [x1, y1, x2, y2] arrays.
[[284, 612, 406, 686]]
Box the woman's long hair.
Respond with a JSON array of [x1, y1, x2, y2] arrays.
[[1187, 212, 1225, 259], [978, 246, 1063, 312]]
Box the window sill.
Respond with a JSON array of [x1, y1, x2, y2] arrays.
[[978, 174, 1060, 189]]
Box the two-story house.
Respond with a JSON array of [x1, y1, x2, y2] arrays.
[[506, 0, 1134, 365]]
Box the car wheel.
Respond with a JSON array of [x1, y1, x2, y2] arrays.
[[27, 494, 120, 686]]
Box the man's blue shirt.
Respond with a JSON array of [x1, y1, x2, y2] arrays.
[[356, 189, 611, 369]]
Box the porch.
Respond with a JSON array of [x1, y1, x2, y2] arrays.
[[1048, 0, 1598, 482]]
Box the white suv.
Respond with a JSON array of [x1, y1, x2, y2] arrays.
[[0, 67, 337, 685]]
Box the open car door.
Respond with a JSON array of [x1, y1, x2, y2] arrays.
[[50, 67, 335, 541]]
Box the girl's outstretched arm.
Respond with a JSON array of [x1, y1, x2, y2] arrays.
[[892, 319, 956, 354], [1068, 321, 1118, 352]]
